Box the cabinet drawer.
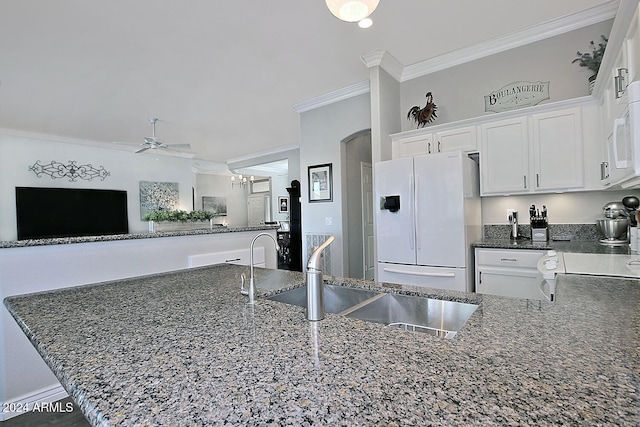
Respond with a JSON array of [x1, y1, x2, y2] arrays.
[[188, 248, 264, 268], [377, 262, 469, 292], [475, 248, 544, 269]]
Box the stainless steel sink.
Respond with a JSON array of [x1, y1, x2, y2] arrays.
[[267, 284, 382, 314], [267, 285, 478, 338], [344, 293, 478, 338]]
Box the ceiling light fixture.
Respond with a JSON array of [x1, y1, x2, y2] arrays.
[[230, 174, 254, 189], [326, 0, 379, 22], [358, 18, 373, 28]]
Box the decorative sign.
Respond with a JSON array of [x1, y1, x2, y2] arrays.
[[29, 160, 110, 182], [484, 81, 550, 113]]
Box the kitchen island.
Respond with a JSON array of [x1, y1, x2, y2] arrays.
[[4, 264, 639, 426], [0, 226, 280, 420]]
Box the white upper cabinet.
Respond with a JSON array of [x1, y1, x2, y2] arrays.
[[480, 105, 591, 196], [531, 107, 584, 191], [391, 125, 476, 159], [392, 132, 433, 158], [597, 1, 640, 189], [480, 117, 529, 195], [435, 126, 477, 154]]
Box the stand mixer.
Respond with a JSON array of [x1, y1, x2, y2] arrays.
[[595, 196, 639, 245]]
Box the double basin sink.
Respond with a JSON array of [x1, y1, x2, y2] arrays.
[[267, 284, 478, 338]]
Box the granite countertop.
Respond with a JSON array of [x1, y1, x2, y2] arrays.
[[4, 264, 639, 426], [473, 238, 635, 255], [0, 225, 279, 249]]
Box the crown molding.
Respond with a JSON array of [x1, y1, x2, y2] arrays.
[[371, 0, 619, 82], [0, 127, 196, 158], [361, 50, 404, 81], [292, 80, 370, 113]]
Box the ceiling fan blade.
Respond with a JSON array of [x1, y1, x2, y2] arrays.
[[166, 143, 191, 149], [144, 136, 157, 144], [135, 146, 151, 153]]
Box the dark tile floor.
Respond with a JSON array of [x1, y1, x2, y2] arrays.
[[0, 398, 90, 427]]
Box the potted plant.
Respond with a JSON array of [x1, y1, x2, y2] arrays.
[[144, 209, 216, 232], [572, 35, 608, 92]]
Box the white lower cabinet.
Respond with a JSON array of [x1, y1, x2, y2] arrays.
[[475, 248, 545, 300]]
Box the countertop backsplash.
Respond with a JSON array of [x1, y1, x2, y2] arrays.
[[483, 223, 600, 241]]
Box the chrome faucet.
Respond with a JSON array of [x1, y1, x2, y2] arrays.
[[306, 235, 335, 321], [241, 232, 278, 304]]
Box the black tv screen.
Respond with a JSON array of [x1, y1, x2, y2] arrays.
[[16, 187, 129, 240]]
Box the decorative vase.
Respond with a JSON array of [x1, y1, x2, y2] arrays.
[[588, 74, 597, 94], [148, 219, 213, 232]]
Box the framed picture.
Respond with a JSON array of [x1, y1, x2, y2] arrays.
[[278, 196, 289, 213], [308, 163, 332, 202]]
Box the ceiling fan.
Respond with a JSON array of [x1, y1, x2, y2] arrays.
[[115, 118, 191, 154]]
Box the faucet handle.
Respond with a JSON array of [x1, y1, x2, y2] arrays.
[[240, 273, 248, 296]]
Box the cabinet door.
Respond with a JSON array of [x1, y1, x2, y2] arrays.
[[435, 126, 477, 153], [392, 133, 433, 158], [479, 117, 529, 195], [531, 107, 584, 191]]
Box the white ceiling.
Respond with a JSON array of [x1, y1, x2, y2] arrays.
[[0, 0, 616, 164]]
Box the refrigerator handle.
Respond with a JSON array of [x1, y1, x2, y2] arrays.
[[414, 173, 421, 250], [409, 173, 416, 250]]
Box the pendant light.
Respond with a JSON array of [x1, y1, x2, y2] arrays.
[[326, 0, 380, 22]]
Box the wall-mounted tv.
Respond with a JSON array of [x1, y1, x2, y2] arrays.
[[16, 187, 129, 240]]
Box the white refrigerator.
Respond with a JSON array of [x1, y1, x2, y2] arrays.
[[374, 151, 481, 292]]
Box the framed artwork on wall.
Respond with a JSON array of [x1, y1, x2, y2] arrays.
[[278, 196, 289, 213], [308, 163, 332, 203], [139, 181, 179, 219]]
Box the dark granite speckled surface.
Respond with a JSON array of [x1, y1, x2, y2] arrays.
[[476, 223, 634, 254], [0, 225, 279, 249], [4, 264, 639, 426]]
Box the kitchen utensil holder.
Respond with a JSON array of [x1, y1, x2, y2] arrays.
[[531, 227, 549, 242]]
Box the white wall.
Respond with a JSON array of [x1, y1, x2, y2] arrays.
[[400, 20, 614, 131], [194, 173, 249, 227], [299, 93, 371, 277], [0, 133, 194, 241], [481, 189, 640, 225], [343, 130, 372, 279]]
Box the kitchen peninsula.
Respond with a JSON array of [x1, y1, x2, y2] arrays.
[[4, 263, 639, 426], [0, 226, 279, 420]]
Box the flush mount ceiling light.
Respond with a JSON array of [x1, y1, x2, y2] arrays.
[[326, 0, 380, 22]]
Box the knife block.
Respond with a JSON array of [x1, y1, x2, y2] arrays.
[[531, 227, 549, 242]]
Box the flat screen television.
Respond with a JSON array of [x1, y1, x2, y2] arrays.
[[16, 187, 129, 240]]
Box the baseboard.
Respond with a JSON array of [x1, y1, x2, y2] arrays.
[[0, 384, 68, 421]]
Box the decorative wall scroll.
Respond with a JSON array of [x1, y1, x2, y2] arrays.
[[139, 181, 179, 219], [28, 160, 110, 182], [484, 81, 550, 113]]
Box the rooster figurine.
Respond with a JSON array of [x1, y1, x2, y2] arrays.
[[407, 92, 438, 128]]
